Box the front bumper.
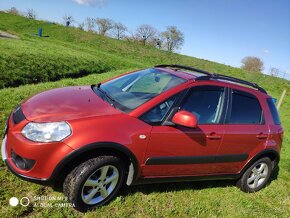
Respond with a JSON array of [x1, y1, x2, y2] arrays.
[[2, 112, 74, 185], [4, 159, 50, 185]]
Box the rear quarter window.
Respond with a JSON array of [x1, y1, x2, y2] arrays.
[[228, 90, 264, 124], [267, 98, 281, 125]]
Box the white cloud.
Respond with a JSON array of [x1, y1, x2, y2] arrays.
[[73, 0, 107, 7], [263, 49, 270, 54]]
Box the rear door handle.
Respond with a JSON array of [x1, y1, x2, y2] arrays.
[[206, 132, 221, 140], [256, 133, 268, 139]]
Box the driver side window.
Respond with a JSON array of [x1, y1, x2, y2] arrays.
[[139, 95, 178, 125]]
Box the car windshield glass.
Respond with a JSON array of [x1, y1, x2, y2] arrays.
[[95, 68, 186, 112]]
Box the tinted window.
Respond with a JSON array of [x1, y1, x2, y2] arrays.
[[267, 98, 281, 124], [229, 90, 263, 124], [140, 95, 178, 124], [180, 86, 224, 124]]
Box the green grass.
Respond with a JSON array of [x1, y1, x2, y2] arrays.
[[0, 70, 289, 218], [0, 11, 289, 218]]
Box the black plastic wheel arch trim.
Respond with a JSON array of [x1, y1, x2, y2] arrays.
[[48, 142, 139, 185], [239, 149, 280, 175]]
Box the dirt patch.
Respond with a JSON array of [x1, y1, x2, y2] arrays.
[[0, 30, 19, 39]]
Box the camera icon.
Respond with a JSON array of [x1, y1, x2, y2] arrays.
[[9, 197, 30, 207]]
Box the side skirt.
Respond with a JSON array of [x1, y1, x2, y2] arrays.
[[132, 173, 241, 185]]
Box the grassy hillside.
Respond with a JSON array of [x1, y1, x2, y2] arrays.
[[0, 12, 289, 217], [0, 11, 278, 88]]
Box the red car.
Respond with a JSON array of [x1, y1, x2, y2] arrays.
[[2, 65, 283, 211]]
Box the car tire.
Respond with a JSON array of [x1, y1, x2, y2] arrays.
[[63, 156, 126, 212], [237, 157, 272, 193]]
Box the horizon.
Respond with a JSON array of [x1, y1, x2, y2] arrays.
[[0, 0, 289, 80]]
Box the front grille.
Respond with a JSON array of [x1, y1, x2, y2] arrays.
[[12, 106, 26, 124]]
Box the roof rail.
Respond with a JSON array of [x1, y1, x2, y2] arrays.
[[154, 64, 213, 76], [155, 64, 267, 94]]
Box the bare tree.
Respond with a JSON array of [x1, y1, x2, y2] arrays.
[[269, 67, 279, 77], [85, 17, 95, 32], [8, 7, 19, 15], [26, 9, 36, 19], [161, 26, 184, 51], [112, 22, 127, 40], [241, 56, 264, 72], [95, 18, 113, 36], [135, 24, 157, 45], [63, 15, 74, 27], [153, 33, 165, 49], [78, 22, 85, 31]]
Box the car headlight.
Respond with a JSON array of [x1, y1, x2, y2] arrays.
[[22, 122, 71, 143]]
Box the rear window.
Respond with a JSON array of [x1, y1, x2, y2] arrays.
[[267, 98, 281, 124], [228, 90, 263, 124]]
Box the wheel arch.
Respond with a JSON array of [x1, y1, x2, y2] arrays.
[[50, 142, 139, 190], [240, 149, 280, 176]]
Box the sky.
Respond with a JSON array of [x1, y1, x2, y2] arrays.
[[0, 0, 289, 79]]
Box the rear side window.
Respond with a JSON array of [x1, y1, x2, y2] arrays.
[[229, 90, 263, 124], [267, 98, 281, 124]]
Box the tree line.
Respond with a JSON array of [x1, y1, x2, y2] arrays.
[[65, 16, 184, 52], [7, 7, 184, 52], [7, 7, 286, 77]]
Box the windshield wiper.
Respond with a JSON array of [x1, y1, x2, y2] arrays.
[[95, 83, 116, 108]]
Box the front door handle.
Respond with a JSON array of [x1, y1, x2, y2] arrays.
[[206, 132, 221, 140], [256, 133, 268, 139]]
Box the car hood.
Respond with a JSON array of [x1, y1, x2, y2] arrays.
[[22, 86, 122, 122]]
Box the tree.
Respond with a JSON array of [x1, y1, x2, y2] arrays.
[[161, 26, 184, 51], [8, 7, 19, 15], [95, 18, 113, 35], [112, 22, 127, 40], [269, 67, 279, 77], [135, 24, 157, 45], [85, 17, 95, 32], [241, 56, 264, 72], [78, 22, 85, 31], [26, 9, 36, 19], [63, 15, 74, 27]]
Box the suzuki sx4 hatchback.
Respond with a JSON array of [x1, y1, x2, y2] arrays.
[[2, 65, 283, 211]]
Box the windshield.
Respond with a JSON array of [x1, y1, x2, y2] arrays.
[[94, 68, 186, 112]]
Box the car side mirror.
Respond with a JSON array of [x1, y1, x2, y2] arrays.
[[172, 110, 197, 128]]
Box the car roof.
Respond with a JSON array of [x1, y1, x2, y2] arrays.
[[154, 65, 268, 95]]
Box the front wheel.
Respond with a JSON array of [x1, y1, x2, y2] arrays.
[[63, 156, 126, 212], [237, 157, 272, 193]]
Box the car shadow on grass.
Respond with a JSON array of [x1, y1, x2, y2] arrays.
[[122, 179, 237, 196]]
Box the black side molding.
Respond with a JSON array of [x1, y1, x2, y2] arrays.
[[145, 153, 249, 165]]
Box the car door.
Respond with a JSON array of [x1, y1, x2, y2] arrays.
[[140, 85, 227, 177], [217, 88, 269, 174]]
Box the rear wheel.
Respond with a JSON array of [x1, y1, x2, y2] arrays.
[[237, 157, 272, 192], [63, 156, 126, 212]]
